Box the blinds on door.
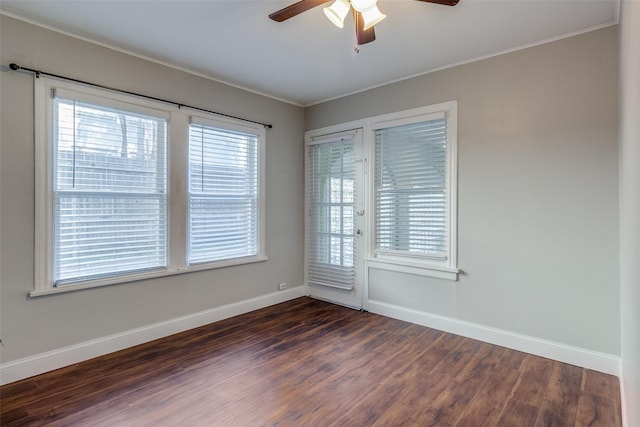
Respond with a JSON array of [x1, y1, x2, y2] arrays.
[[374, 116, 449, 259], [307, 136, 356, 290]]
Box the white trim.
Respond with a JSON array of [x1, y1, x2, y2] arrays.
[[305, 119, 367, 141], [304, 101, 459, 308], [447, 104, 458, 271], [53, 86, 172, 119], [367, 259, 459, 281], [189, 114, 265, 135], [41, 75, 182, 114], [29, 255, 269, 297], [367, 101, 458, 275], [308, 295, 362, 311], [34, 77, 51, 293], [366, 102, 456, 129], [620, 368, 629, 427], [367, 299, 621, 376], [186, 114, 267, 268], [168, 112, 189, 272], [0, 286, 305, 386], [371, 111, 447, 131]]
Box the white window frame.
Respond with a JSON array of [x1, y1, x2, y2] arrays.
[[366, 102, 458, 280], [33, 77, 266, 296], [187, 115, 263, 265]]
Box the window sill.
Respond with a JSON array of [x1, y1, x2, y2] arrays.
[[29, 255, 269, 297], [365, 257, 459, 281]]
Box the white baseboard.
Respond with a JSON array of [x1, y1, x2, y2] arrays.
[[367, 299, 621, 376], [0, 286, 306, 386], [619, 368, 629, 427]]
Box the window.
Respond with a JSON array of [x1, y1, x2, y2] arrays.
[[369, 102, 457, 277], [188, 121, 259, 264], [52, 90, 168, 284], [34, 78, 266, 296]]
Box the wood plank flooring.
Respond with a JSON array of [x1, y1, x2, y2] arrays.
[[0, 297, 622, 426]]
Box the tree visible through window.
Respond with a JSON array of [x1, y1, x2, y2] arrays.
[[53, 97, 167, 284], [35, 78, 266, 294]]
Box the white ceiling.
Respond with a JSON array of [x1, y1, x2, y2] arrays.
[[0, 0, 618, 106]]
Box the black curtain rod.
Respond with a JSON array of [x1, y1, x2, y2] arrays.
[[9, 63, 273, 129]]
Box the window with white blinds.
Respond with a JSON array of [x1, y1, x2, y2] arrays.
[[188, 122, 259, 264], [307, 138, 356, 290], [373, 113, 452, 261], [35, 77, 266, 295], [53, 92, 168, 285]]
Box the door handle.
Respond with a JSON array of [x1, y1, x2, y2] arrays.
[[356, 210, 365, 216]]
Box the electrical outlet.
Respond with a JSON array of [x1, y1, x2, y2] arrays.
[[278, 282, 287, 291]]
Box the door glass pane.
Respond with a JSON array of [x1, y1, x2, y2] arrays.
[[307, 140, 355, 290]]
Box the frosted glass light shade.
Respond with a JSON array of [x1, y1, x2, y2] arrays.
[[361, 5, 386, 30], [351, 0, 377, 12], [323, 0, 351, 28]]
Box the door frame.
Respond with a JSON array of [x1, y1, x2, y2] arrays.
[[304, 120, 369, 310]]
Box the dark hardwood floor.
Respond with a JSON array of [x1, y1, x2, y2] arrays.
[[0, 297, 622, 426]]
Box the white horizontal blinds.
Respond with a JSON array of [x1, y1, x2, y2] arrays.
[[53, 95, 168, 285], [307, 138, 356, 290], [188, 123, 258, 264], [374, 117, 448, 258]]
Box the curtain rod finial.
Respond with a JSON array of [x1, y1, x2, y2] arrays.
[[9, 63, 20, 71]]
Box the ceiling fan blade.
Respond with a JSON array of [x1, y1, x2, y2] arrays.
[[354, 11, 376, 45], [269, 0, 332, 22], [414, 0, 460, 5]]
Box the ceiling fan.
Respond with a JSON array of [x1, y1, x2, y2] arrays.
[[269, 0, 460, 48]]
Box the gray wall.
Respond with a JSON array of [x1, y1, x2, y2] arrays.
[[306, 27, 620, 355], [0, 13, 623, 369], [619, 1, 640, 424], [0, 15, 305, 363]]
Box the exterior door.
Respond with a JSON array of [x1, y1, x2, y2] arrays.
[[306, 129, 364, 309]]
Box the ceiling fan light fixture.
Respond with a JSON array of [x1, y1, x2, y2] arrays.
[[270, 0, 459, 50], [360, 5, 386, 30], [323, 0, 351, 28], [350, 0, 377, 12]]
